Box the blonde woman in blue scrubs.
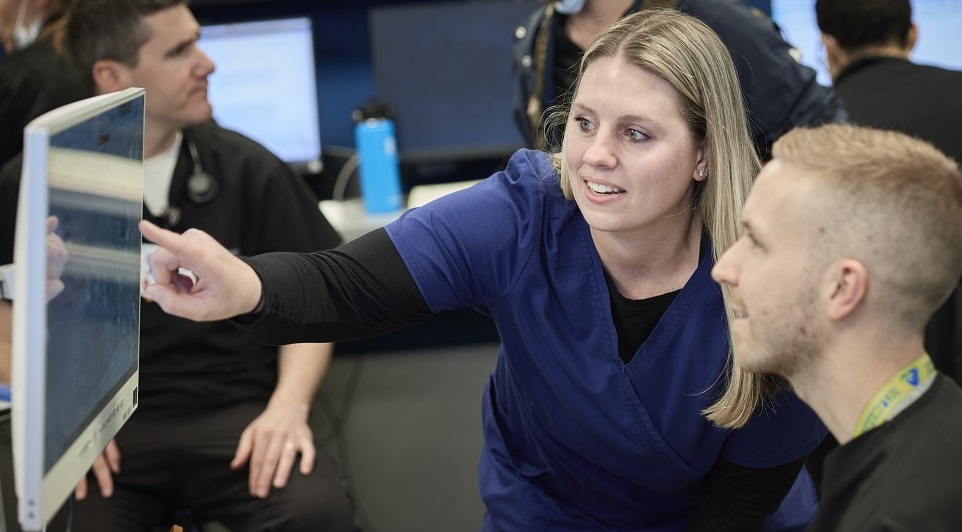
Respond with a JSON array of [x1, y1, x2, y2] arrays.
[[140, 10, 824, 531]]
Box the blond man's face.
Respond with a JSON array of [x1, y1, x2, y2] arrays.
[[712, 160, 830, 378]]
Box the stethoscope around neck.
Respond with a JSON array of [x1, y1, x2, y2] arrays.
[[184, 132, 218, 204], [160, 133, 218, 228]]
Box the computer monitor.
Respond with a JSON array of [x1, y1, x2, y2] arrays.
[[771, 0, 962, 86], [368, 0, 537, 164], [199, 17, 323, 170], [12, 88, 143, 531]]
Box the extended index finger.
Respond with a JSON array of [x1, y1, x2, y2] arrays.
[[139, 220, 184, 252]]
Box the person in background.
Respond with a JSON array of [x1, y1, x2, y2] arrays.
[[712, 123, 962, 531], [0, 0, 358, 529], [139, 10, 825, 531], [816, 0, 962, 382], [513, 0, 847, 158], [0, 0, 85, 168]]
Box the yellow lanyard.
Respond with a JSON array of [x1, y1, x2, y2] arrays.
[[854, 353, 936, 438]]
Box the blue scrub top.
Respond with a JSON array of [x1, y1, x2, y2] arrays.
[[387, 149, 824, 530]]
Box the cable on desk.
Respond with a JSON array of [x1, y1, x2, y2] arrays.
[[332, 153, 360, 203]]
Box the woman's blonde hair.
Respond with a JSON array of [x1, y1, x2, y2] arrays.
[[547, 9, 777, 429]]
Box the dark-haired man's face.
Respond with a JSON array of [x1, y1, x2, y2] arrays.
[[122, 4, 215, 134]]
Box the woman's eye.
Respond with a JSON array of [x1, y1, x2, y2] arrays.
[[626, 128, 649, 142]]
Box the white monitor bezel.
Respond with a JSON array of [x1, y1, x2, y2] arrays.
[[11, 88, 144, 531]]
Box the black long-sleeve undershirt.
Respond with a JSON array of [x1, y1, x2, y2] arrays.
[[687, 456, 808, 532], [235, 227, 431, 345]]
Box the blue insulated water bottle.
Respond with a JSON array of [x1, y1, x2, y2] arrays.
[[353, 101, 403, 213]]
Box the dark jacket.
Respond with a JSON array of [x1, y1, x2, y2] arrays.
[[835, 56, 962, 166], [0, 36, 86, 168], [512, 0, 848, 157]]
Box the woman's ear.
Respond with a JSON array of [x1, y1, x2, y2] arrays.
[[693, 141, 709, 181]]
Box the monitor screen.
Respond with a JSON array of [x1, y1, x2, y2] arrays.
[[771, 0, 962, 86], [199, 17, 323, 168], [368, 0, 537, 164], [12, 88, 143, 531]]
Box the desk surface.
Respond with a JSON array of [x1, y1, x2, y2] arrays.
[[318, 199, 400, 242], [319, 179, 483, 242]]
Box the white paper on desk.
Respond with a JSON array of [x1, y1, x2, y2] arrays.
[[407, 180, 483, 208]]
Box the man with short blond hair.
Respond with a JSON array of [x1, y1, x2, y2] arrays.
[[713, 123, 962, 531]]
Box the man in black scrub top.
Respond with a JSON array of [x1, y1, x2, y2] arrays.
[[712, 123, 962, 532], [0, 0, 358, 530]]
